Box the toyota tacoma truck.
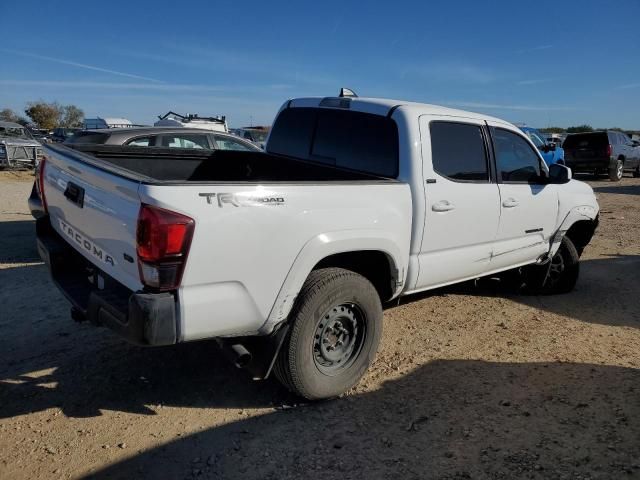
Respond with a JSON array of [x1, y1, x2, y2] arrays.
[[34, 91, 599, 400]]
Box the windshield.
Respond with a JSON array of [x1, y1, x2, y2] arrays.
[[0, 126, 33, 140], [249, 130, 268, 142], [524, 130, 545, 148]]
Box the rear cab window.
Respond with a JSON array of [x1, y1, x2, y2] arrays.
[[267, 107, 399, 178]]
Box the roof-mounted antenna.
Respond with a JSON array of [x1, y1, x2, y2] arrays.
[[339, 87, 358, 98]]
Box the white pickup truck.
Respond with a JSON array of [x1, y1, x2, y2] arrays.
[[35, 92, 599, 400]]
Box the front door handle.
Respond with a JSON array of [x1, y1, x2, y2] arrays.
[[502, 198, 519, 208], [432, 200, 455, 212]]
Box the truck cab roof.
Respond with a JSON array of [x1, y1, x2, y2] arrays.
[[287, 96, 510, 125]]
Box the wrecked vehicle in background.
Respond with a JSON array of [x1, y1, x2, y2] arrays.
[[0, 121, 43, 168]]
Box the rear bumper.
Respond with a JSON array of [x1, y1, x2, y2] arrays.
[[28, 182, 46, 219], [36, 217, 177, 346]]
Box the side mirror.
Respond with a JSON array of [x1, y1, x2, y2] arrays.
[[548, 163, 572, 184]]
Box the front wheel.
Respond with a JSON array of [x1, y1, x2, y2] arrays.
[[609, 159, 624, 181], [274, 268, 383, 400], [522, 236, 580, 294]]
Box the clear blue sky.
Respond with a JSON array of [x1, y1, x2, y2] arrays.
[[1, 0, 639, 129]]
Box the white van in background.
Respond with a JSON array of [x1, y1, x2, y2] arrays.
[[83, 117, 137, 130], [154, 111, 228, 133]]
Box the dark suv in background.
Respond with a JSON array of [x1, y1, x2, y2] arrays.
[[563, 130, 640, 181]]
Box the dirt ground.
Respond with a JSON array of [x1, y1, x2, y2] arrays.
[[0, 169, 639, 480]]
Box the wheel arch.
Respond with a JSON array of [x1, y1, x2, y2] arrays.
[[564, 218, 598, 257], [551, 207, 599, 257], [262, 230, 407, 333]]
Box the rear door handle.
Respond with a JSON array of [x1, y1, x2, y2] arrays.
[[432, 200, 455, 212], [502, 198, 519, 208]]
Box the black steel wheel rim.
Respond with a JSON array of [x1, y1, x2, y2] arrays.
[[312, 303, 366, 376], [547, 250, 565, 286]]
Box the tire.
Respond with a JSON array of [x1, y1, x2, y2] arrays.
[[539, 236, 580, 294], [523, 236, 580, 294], [609, 159, 624, 182], [274, 268, 383, 400]]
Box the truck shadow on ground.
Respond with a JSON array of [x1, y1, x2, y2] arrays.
[[1, 253, 638, 421], [592, 184, 640, 196], [434, 254, 640, 330], [0, 220, 40, 264], [86, 359, 640, 480]]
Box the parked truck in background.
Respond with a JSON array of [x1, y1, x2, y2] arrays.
[[34, 92, 599, 400]]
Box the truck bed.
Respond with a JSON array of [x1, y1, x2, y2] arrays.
[[40, 142, 411, 341], [54, 144, 396, 183]]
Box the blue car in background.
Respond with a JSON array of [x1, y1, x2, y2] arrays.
[[519, 126, 565, 166]]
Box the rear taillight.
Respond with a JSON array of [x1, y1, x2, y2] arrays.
[[36, 156, 48, 214], [606, 144, 612, 157], [136, 204, 195, 291]]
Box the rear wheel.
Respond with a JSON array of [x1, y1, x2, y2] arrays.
[[274, 268, 382, 400], [609, 159, 624, 181]]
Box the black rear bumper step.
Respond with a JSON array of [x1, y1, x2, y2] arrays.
[[36, 216, 177, 346]]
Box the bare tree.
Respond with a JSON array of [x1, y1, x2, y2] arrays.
[[0, 108, 20, 123], [60, 105, 84, 128]]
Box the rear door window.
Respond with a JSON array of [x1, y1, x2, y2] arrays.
[[213, 135, 255, 151], [429, 121, 489, 182], [158, 134, 210, 149], [267, 107, 399, 177], [126, 136, 154, 147]]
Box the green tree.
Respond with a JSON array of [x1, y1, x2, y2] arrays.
[[566, 124, 593, 133], [60, 105, 84, 128], [25, 101, 62, 130], [539, 127, 566, 134]]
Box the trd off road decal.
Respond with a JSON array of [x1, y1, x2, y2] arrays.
[[199, 192, 285, 207]]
